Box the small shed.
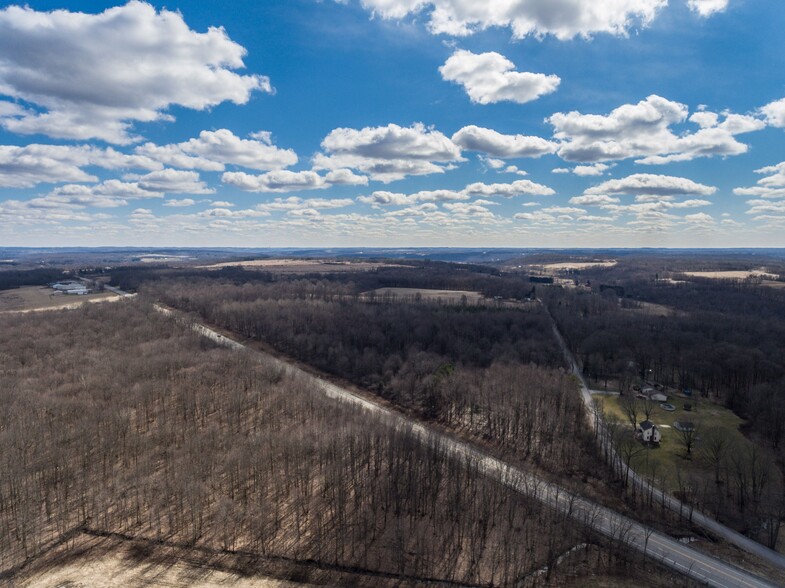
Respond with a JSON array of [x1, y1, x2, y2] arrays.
[[673, 421, 695, 433], [637, 420, 662, 444]]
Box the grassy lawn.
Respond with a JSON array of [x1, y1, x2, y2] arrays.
[[593, 393, 752, 493]]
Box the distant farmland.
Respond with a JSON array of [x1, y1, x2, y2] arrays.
[[359, 287, 533, 308], [0, 286, 120, 313], [682, 269, 780, 280], [199, 258, 411, 273], [361, 287, 486, 303]]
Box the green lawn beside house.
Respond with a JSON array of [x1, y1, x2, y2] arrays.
[[593, 393, 752, 493]]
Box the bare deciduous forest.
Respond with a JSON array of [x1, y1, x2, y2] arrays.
[[140, 261, 785, 552], [145, 277, 605, 483], [3, 253, 784, 586], [0, 301, 647, 586]]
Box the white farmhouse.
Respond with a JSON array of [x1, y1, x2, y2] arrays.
[[636, 420, 662, 444]]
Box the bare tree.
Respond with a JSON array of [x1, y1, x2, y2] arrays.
[[620, 394, 640, 431], [675, 420, 699, 459], [700, 426, 732, 485]]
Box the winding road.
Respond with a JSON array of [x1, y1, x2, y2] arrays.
[[156, 305, 783, 588]]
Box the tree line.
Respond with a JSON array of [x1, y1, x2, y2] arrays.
[[110, 259, 539, 301]]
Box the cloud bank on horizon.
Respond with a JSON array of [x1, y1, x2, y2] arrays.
[[0, 0, 784, 247]]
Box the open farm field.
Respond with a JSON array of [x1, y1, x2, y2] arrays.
[[761, 280, 785, 289], [621, 300, 678, 317], [539, 260, 618, 271], [198, 258, 410, 273], [0, 286, 119, 313], [362, 286, 486, 303], [681, 269, 780, 280], [361, 287, 535, 308]]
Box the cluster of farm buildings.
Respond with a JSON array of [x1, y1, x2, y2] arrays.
[[632, 384, 695, 446], [50, 280, 91, 296]]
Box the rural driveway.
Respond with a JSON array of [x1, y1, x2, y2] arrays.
[[545, 308, 785, 575]]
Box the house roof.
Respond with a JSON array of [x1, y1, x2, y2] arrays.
[[640, 420, 656, 430]]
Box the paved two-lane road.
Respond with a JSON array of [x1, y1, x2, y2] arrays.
[[157, 305, 782, 588]]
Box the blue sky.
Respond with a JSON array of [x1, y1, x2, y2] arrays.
[[1, 0, 784, 247]]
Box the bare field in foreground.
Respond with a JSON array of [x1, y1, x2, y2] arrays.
[[13, 534, 685, 588], [0, 286, 120, 313], [15, 535, 313, 588], [198, 259, 411, 273], [19, 555, 305, 588]]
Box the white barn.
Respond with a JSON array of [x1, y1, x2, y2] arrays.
[[51, 281, 90, 295]]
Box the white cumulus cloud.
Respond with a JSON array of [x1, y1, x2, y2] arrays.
[[733, 161, 785, 199], [687, 0, 729, 17], [452, 125, 557, 159], [357, 178, 553, 206], [131, 169, 214, 194], [761, 98, 785, 128], [163, 198, 197, 207], [573, 163, 613, 176], [439, 50, 560, 105], [0, 143, 160, 188], [355, 0, 667, 40], [569, 194, 620, 206], [0, 2, 271, 143], [164, 129, 297, 171], [223, 170, 327, 193], [256, 196, 354, 213], [463, 179, 554, 198], [585, 173, 717, 196], [358, 189, 466, 207], [314, 122, 463, 182], [221, 167, 368, 193], [549, 95, 764, 164]]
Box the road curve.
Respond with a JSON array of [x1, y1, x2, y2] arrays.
[[155, 305, 782, 588]]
